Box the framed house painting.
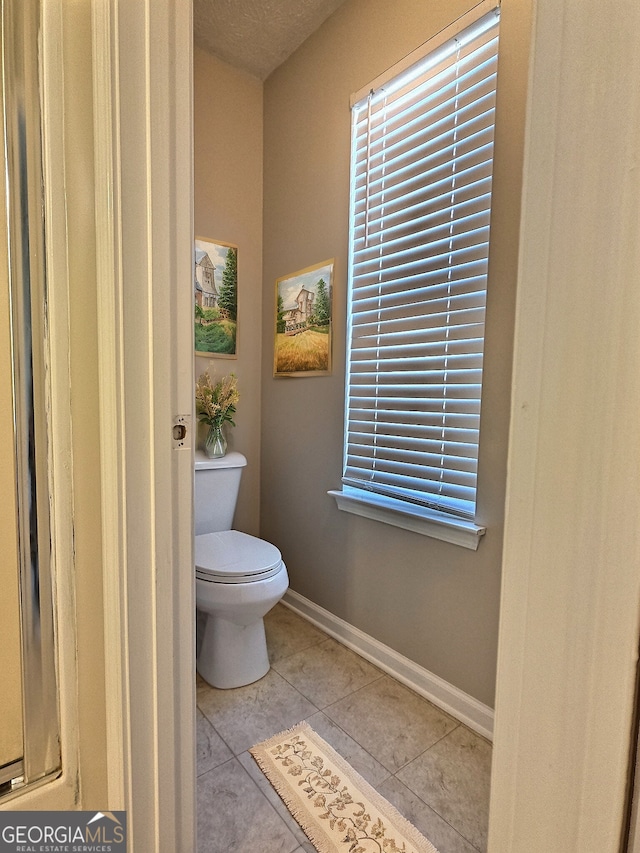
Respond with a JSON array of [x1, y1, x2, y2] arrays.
[[274, 259, 334, 377], [194, 237, 238, 357]]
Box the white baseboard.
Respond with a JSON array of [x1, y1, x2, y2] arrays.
[[281, 589, 494, 742]]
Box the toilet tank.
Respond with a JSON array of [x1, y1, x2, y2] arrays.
[[194, 450, 247, 535]]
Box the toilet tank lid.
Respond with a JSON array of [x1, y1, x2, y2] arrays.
[[195, 450, 247, 470]]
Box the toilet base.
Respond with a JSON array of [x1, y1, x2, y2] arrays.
[[197, 613, 270, 689]]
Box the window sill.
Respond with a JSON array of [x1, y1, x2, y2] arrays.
[[328, 489, 486, 550]]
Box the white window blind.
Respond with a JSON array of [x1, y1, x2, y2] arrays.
[[343, 6, 500, 521]]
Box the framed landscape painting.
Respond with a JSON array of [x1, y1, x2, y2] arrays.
[[194, 237, 238, 357], [274, 259, 334, 377]]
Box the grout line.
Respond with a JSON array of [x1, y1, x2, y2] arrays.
[[196, 752, 302, 853], [304, 709, 394, 787], [383, 769, 486, 853], [269, 666, 324, 715], [266, 633, 329, 664], [194, 711, 234, 778], [195, 692, 239, 760], [233, 754, 301, 850], [392, 722, 462, 772]]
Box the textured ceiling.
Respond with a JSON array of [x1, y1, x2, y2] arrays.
[[193, 0, 348, 80]]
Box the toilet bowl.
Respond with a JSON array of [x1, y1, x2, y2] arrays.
[[195, 531, 288, 688]]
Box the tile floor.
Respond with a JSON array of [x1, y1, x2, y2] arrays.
[[196, 604, 492, 853]]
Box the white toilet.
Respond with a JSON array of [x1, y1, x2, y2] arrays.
[[195, 450, 288, 689]]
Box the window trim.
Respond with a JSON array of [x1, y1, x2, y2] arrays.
[[329, 488, 485, 549]]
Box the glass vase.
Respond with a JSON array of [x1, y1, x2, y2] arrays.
[[204, 423, 227, 458]]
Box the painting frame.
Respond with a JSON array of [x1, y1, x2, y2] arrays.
[[194, 236, 238, 358], [274, 259, 334, 377]]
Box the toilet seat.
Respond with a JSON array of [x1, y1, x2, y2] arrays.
[[195, 530, 283, 584]]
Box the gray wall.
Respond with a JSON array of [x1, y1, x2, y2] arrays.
[[194, 48, 263, 535], [261, 0, 532, 707]]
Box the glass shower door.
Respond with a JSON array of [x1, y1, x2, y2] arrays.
[[0, 0, 61, 796]]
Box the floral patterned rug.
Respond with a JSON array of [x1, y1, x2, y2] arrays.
[[250, 722, 439, 853]]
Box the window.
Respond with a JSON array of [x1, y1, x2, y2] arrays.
[[330, 3, 500, 549]]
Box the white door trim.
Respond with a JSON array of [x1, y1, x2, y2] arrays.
[[488, 0, 640, 849], [91, 0, 129, 809], [92, 1, 195, 848]]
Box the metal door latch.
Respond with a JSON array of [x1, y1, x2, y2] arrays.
[[172, 414, 191, 449]]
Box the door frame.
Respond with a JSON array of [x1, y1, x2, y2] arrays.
[[488, 0, 640, 849], [98, 0, 640, 848], [91, 0, 196, 848], [21, 0, 640, 848]]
